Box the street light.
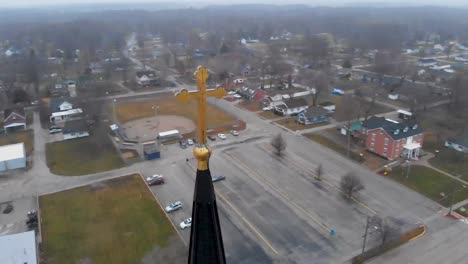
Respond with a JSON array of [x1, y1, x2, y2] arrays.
[[112, 98, 117, 122]]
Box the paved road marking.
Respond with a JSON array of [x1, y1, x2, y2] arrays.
[[225, 152, 331, 233], [259, 143, 378, 215], [185, 164, 279, 255], [215, 191, 279, 255]]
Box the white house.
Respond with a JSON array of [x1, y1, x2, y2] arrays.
[[63, 120, 90, 140], [0, 143, 26, 172], [274, 98, 309, 116], [50, 108, 83, 123]]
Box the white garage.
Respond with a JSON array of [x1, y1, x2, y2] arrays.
[[0, 143, 26, 172]]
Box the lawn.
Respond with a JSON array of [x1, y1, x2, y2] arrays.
[[116, 95, 235, 128], [237, 100, 262, 112], [258, 111, 280, 120], [428, 149, 468, 182], [304, 133, 363, 162], [46, 135, 124, 176], [40, 174, 181, 264], [389, 165, 468, 207], [455, 203, 468, 217], [274, 118, 330, 131], [0, 130, 34, 155]]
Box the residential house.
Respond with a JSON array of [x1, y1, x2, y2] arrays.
[[135, 71, 160, 86], [262, 94, 284, 108], [297, 107, 329, 125], [253, 89, 267, 101], [50, 98, 74, 113], [50, 108, 83, 123], [3, 108, 26, 133], [63, 120, 90, 140], [354, 116, 424, 160], [274, 98, 309, 116], [236, 87, 257, 100], [417, 58, 437, 67], [445, 134, 468, 153]]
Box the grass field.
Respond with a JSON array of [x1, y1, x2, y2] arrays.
[[258, 111, 280, 119], [237, 100, 262, 112], [274, 118, 330, 131], [40, 174, 181, 264], [304, 133, 363, 162], [46, 135, 124, 176], [116, 96, 235, 128], [0, 130, 34, 155], [389, 165, 468, 207], [428, 149, 468, 182]]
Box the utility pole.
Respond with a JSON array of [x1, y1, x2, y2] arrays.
[[362, 216, 371, 254]]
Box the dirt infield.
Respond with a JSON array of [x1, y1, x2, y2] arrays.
[[122, 115, 196, 141]]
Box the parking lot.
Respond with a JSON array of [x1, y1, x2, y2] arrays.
[[145, 126, 442, 263]]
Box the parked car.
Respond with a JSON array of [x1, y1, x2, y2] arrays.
[[179, 140, 187, 149], [146, 174, 163, 181], [49, 127, 62, 134], [227, 91, 236, 95], [208, 135, 216, 141], [212, 175, 226, 182], [230, 130, 239, 136], [180, 217, 192, 229], [146, 174, 164, 185], [187, 139, 194, 145], [147, 177, 165, 186], [165, 201, 182, 213], [217, 133, 227, 140], [262, 106, 273, 111]]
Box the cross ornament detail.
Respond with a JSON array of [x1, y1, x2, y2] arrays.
[[175, 65, 226, 145]]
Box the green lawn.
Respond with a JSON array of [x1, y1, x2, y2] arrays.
[[428, 149, 468, 182], [304, 133, 363, 162], [455, 203, 468, 217], [46, 135, 124, 176], [40, 174, 179, 264], [0, 130, 34, 155], [389, 165, 468, 207]]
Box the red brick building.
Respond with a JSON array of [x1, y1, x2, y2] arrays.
[[354, 116, 424, 160]]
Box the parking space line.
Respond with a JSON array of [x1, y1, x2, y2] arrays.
[[185, 164, 278, 255], [225, 152, 331, 233], [259, 143, 378, 215], [215, 191, 279, 255]]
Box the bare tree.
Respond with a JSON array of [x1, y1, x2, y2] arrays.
[[270, 133, 287, 156], [340, 172, 364, 198], [374, 216, 399, 246]]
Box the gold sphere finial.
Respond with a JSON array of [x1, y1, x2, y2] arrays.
[[194, 146, 211, 170]]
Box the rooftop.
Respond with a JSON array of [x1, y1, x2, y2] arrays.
[[0, 231, 36, 264], [0, 143, 25, 162], [362, 116, 423, 140]]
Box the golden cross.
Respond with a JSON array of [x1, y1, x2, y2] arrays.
[[175, 65, 226, 145]]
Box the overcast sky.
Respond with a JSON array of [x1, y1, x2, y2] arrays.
[[0, 0, 467, 8]]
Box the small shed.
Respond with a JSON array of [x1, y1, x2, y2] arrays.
[[143, 141, 160, 160], [3, 109, 26, 134], [0, 143, 26, 172]]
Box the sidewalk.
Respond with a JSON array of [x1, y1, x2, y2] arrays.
[[412, 153, 468, 185]]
